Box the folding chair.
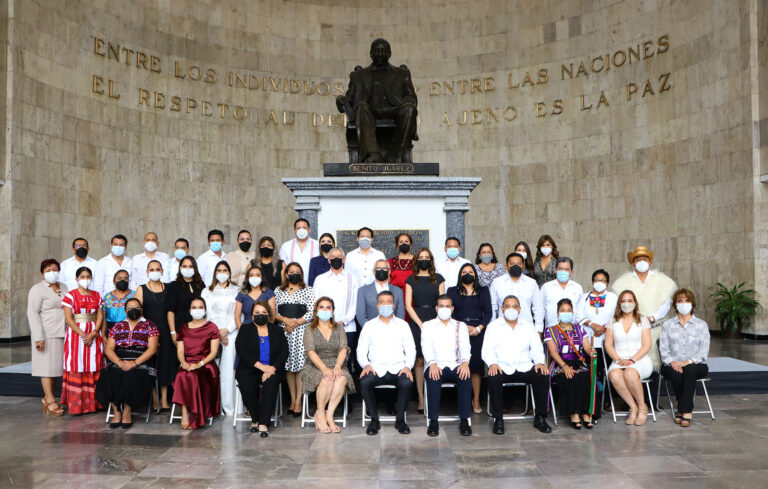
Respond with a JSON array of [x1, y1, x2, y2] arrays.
[[423, 380, 471, 425], [169, 404, 214, 426], [301, 391, 349, 428], [603, 352, 656, 423], [362, 384, 407, 427], [232, 382, 283, 428], [105, 377, 159, 424], [662, 376, 715, 420]]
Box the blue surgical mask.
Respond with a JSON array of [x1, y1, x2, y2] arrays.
[[556, 270, 570, 283], [446, 247, 460, 259], [174, 249, 186, 261], [210, 241, 223, 253], [480, 253, 493, 264], [378, 304, 394, 317], [559, 312, 574, 324], [358, 237, 372, 249], [317, 310, 333, 322], [111, 245, 125, 257]]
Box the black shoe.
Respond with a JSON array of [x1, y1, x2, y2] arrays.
[[417, 408, 424, 415], [109, 421, 121, 429], [286, 409, 294, 415], [260, 430, 269, 438], [120, 422, 133, 429], [492, 418, 505, 435], [426, 420, 439, 437], [249, 426, 258, 433], [534, 414, 552, 433], [395, 419, 411, 434], [366, 419, 380, 436], [459, 419, 472, 436], [291, 411, 301, 418], [570, 420, 583, 430]]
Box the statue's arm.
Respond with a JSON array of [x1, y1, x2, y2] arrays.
[[399, 65, 418, 105]]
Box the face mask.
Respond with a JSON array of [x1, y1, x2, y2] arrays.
[[253, 314, 269, 326], [329, 257, 343, 270], [148, 271, 163, 282], [635, 260, 650, 273], [144, 242, 158, 253], [593, 282, 607, 293], [248, 276, 262, 288], [44, 271, 59, 284], [461, 273, 475, 285], [296, 228, 309, 240], [111, 245, 125, 257], [216, 273, 229, 284], [556, 270, 570, 283], [378, 304, 394, 317], [559, 312, 574, 324], [620, 302, 635, 314], [398, 243, 410, 254], [320, 243, 333, 254], [517, 251, 528, 261], [238, 241, 252, 252], [374, 270, 389, 282], [503, 308, 519, 321], [676, 302, 693, 315], [417, 259, 431, 270], [174, 249, 187, 261], [259, 246, 274, 257], [480, 253, 493, 264], [317, 310, 333, 322], [180, 267, 195, 279], [359, 237, 372, 249], [209, 241, 223, 253], [446, 247, 460, 259], [190, 309, 206, 320], [78, 278, 92, 290], [288, 273, 302, 285], [75, 247, 88, 259], [126, 308, 141, 320], [540, 247, 552, 257], [115, 280, 129, 291], [437, 307, 452, 321], [508, 265, 523, 278]]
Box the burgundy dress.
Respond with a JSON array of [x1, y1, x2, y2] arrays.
[[172, 321, 221, 429]]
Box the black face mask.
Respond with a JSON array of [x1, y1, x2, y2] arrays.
[[288, 273, 302, 284], [320, 243, 333, 254], [329, 258, 343, 270], [461, 273, 475, 284], [75, 247, 88, 259], [259, 246, 274, 257], [239, 241, 252, 252], [509, 265, 523, 278], [417, 259, 432, 271], [126, 308, 141, 320], [398, 243, 411, 254], [115, 280, 129, 292], [375, 270, 389, 282], [253, 314, 269, 326]]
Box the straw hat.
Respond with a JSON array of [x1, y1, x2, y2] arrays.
[[627, 246, 654, 264]]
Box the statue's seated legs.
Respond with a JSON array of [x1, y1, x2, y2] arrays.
[[352, 102, 417, 163]]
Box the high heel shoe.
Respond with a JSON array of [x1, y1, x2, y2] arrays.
[[42, 399, 64, 416], [635, 405, 648, 426]]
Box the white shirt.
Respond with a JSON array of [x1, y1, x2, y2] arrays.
[[200, 284, 239, 335], [375, 282, 389, 293], [164, 257, 181, 283], [59, 256, 99, 292], [489, 273, 544, 330], [95, 254, 132, 297], [481, 317, 545, 374], [574, 291, 618, 348], [357, 315, 416, 376], [129, 251, 170, 290], [278, 238, 319, 282], [313, 269, 359, 332], [197, 249, 228, 287], [345, 247, 386, 286], [541, 279, 585, 327], [435, 256, 471, 288], [421, 317, 471, 371]]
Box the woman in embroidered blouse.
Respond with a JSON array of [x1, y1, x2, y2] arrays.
[[545, 298, 596, 429], [101, 269, 134, 331], [533, 234, 559, 287], [96, 298, 159, 429]]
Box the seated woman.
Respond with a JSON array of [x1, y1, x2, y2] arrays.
[[545, 298, 597, 429], [660, 288, 710, 428], [96, 298, 159, 429], [172, 297, 221, 430], [302, 296, 354, 433], [235, 300, 288, 437], [604, 290, 653, 426], [101, 270, 134, 331]]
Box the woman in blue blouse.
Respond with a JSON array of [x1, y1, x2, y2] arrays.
[[101, 270, 134, 330], [307, 233, 335, 286]]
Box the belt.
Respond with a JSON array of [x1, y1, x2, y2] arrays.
[[73, 313, 97, 322]]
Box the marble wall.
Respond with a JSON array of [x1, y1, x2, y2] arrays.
[[1, 0, 765, 337]]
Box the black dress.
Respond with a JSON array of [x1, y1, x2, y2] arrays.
[[405, 273, 445, 358], [258, 259, 284, 291], [447, 286, 493, 373], [167, 280, 203, 330], [139, 284, 175, 386]]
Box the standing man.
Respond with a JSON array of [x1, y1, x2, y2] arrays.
[[489, 252, 544, 330], [59, 237, 98, 292], [356, 259, 405, 326], [130, 232, 170, 290], [197, 229, 227, 287], [163, 238, 190, 283], [435, 237, 470, 288], [345, 227, 386, 287], [95, 234, 132, 296], [278, 218, 319, 283], [541, 257, 584, 329], [226, 229, 256, 286]]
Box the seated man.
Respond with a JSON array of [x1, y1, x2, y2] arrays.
[[482, 295, 552, 434], [421, 295, 472, 437], [356, 259, 405, 326], [357, 291, 416, 435]]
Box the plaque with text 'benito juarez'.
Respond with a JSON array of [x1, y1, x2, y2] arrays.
[[323, 162, 439, 176], [335, 229, 429, 258]]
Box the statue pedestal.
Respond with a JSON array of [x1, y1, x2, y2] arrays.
[[282, 176, 482, 258]]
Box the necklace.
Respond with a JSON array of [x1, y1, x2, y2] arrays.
[[259, 335, 267, 343]]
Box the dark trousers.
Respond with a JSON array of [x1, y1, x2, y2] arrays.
[[360, 372, 413, 421], [346, 331, 361, 400], [236, 368, 282, 425], [661, 363, 709, 413], [354, 101, 417, 162], [487, 367, 549, 418], [425, 366, 472, 421]]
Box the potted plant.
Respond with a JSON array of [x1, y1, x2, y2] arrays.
[[709, 282, 760, 338]]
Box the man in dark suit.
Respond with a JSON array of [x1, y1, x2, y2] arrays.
[[336, 38, 418, 163], [356, 259, 406, 327]]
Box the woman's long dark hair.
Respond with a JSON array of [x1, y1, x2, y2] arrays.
[[175, 256, 205, 290], [413, 248, 437, 284], [456, 263, 479, 296]]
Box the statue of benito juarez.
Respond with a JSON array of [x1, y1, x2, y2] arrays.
[[336, 38, 418, 163]]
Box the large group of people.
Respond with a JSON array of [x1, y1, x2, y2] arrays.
[[27, 220, 711, 436]]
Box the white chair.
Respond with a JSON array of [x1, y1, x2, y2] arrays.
[[105, 378, 159, 424], [662, 376, 715, 420], [602, 352, 657, 423], [486, 382, 558, 426], [423, 380, 471, 425], [169, 404, 214, 426], [300, 391, 349, 428], [361, 384, 407, 427], [232, 382, 283, 428]]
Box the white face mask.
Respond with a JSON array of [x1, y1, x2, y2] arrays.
[[189, 309, 206, 320], [503, 308, 519, 321], [248, 276, 262, 288], [437, 307, 452, 321], [635, 260, 650, 273], [676, 302, 693, 315], [78, 278, 92, 290], [44, 271, 59, 284], [180, 268, 195, 279], [359, 237, 372, 249], [216, 273, 230, 284], [144, 241, 158, 253], [517, 251, 527, 261], [620, 302, 635, 314], [296, 228, 309, 240], [593, 282, 607, 293], [540, 247, 552, 257], [148, 271, 163, 282]]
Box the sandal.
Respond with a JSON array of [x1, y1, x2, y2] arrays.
[[570, 421, 583, 430], [680, 416, 693, 428], [625, 407, 638, 425], [635, 406, 648, 426], [674, 413, 683, 425], [314, 410, 331, 433], [42, 399, 64, 417], [582, 416, 594, 429]]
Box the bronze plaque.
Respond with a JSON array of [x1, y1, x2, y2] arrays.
[[335, 229, 430, 259]]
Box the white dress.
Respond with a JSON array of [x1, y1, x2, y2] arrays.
[[607, 316, 653, 379], [201, 284, 239, 415]]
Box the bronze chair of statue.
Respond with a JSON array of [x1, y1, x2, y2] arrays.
[[344, 120, 416, 163]]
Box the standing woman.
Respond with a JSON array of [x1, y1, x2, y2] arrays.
[[201, 260, 239, 416], [533, 235, 559, 287], [234, 265, 276, 329], [274, 262, 315, 416], [135, 259, 172, 410], [28, 259, 68, 416], [473, 243, 506, 288], [404, 248, 445, 413], [172, 297, 221, 429], [255, 236, 284, 290], [388, 232, 415, 290], [447, 263, 492, 413], [60, 266, 105, 415], [514, 241, 535, 278], [308, 233, 335, 286], [101, 270, 134, 331]]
